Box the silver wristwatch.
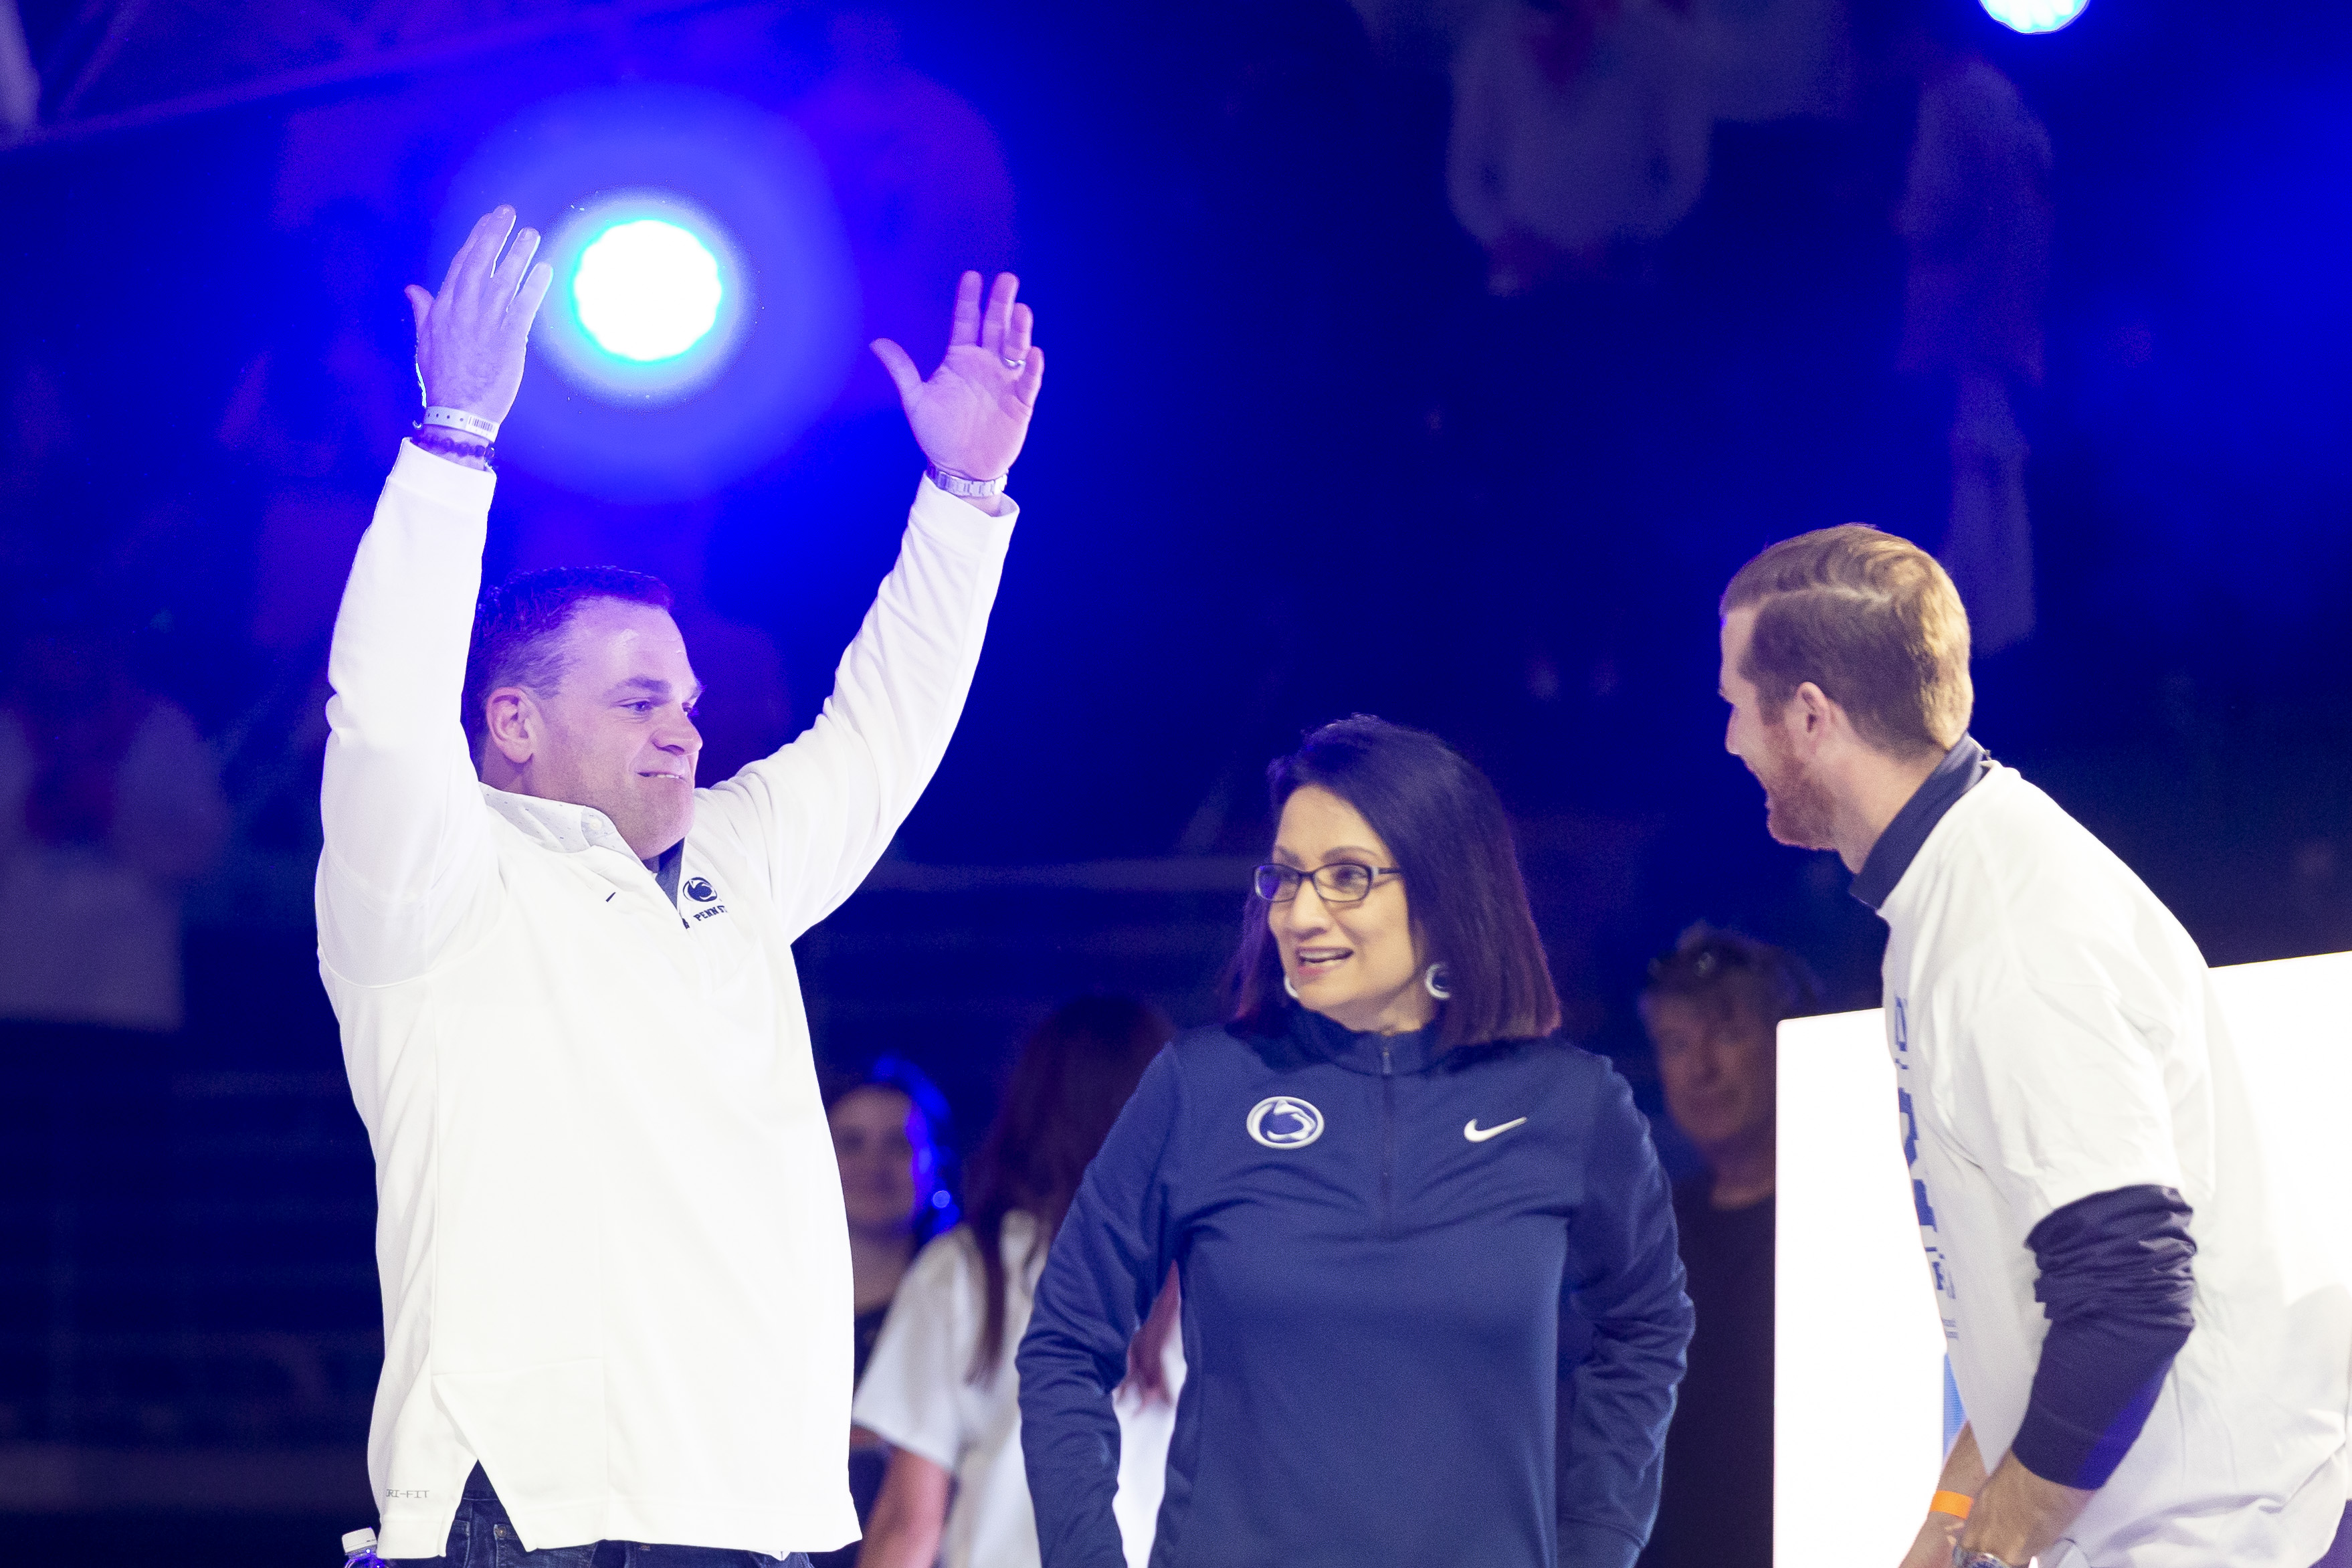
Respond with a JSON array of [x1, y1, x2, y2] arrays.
[[927, 463, 1006, 500], [1954, 1550, 2032, 1568]]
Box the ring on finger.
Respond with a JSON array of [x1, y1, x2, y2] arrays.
[[1001, 354, 1026, 371]]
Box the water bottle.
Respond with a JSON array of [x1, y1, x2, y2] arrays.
[[342, 1527, 390, 1568]]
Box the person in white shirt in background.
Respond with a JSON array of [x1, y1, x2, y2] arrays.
[[819, 1058, 962, 1568], [0, 608, 228, 1034], [1712, 524, 2350, 1568], [830, 1061, 961, 1387], [320, 203, 1044, 1563], [854, 997, 1184, 1568], [1446, 0, 1710, 293]]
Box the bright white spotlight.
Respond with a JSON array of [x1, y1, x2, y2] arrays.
[[527, 191, 754, 407], [573, 219, 723, 362], [1980, 0, 2088, 33]]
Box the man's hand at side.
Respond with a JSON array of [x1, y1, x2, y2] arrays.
[[872, 271, 1044, 514], [1891, 1419, 2092, 1567], [1959, 1452, 2093, 1566], [402, 205, 555, 468]]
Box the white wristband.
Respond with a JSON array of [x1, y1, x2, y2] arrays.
[[421, 406, 499, 443]]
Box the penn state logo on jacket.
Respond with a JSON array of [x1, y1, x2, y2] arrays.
[[1246, 1095, 1324, 1149]]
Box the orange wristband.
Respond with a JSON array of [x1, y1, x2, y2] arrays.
[[1931, 1490, 1975, 1521]]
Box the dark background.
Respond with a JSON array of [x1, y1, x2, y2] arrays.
[[3, 0, 2351, 1560]]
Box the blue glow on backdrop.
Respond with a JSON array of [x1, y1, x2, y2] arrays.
[[575, 219, 723, 363], [438, 84, 860, 503], [1979, 0, 2088, 33]]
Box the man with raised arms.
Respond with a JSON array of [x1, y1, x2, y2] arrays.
[[321, 205, 1042, 1563], [1713, 526, 2348, 1568]]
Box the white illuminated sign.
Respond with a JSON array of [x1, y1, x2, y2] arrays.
[[1774, 951, 2352, 1565], [1775, 1008, 1948, 1564]]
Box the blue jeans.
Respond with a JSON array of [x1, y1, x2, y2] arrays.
[[392, 1466, 815, 1567]]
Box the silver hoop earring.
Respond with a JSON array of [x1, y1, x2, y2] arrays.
[[1283, 975, 1301, 1000], [1424, 963, 1451, 1001]]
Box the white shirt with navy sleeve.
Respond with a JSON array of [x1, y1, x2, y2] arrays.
[[1880, 763, 2347, 1567]]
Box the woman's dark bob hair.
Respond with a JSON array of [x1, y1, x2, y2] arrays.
[[1230, 715, 1561, 1050]]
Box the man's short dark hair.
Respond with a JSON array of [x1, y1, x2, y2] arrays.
[[1642, 924, 1821, 1030], [462, 566, 674, 752]]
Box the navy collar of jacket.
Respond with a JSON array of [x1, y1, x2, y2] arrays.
[[1850, 732, 1992, 911], [1290, 1003, 1444, 1076]]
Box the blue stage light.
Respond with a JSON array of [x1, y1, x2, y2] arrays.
[[439, 84, 860, 502], [573, 219, 723, 363], [1979, 0, 2087, 33]]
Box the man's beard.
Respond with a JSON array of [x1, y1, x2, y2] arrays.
[[1753, 726, 1838, 852]]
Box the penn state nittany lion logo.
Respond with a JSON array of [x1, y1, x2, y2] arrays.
[[1246, 1095, 1325, 1149]]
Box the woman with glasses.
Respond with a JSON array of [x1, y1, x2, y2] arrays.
[[1016, 716, 1693, 1568]]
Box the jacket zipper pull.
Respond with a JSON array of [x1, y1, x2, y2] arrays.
[[1378, 1040, 1396, 1233]]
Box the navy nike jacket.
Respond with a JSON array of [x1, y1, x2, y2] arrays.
[[1017, 1005, 1693, 1568]]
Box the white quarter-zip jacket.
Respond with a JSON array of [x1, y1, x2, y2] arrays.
[[318, 442, 1015, 1559], [1880, 764, 2349, 1567]]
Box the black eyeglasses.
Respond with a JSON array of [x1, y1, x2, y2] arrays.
[[1252, 862, 1401, 904], [1648, 941, 1755, 983]]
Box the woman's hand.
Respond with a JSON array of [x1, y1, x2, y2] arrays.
[[872, 271, 1044, 493], [403, 205, 555, 425], [1120, 1265, 1183, 1407], [858, 1446, 952, 1568]]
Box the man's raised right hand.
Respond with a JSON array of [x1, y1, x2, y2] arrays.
[[404, 205, 555, 426]]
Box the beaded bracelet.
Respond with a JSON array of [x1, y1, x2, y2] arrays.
[[410, 423, 494, 470]]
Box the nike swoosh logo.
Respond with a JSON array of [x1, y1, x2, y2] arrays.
[[1463, 1116, 1527, 1143]]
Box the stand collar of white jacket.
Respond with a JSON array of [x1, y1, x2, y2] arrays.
[[479, 781, 640, 860]]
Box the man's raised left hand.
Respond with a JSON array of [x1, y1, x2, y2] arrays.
[[404, 205, 555, 429], [872, 272, 1043, 496]]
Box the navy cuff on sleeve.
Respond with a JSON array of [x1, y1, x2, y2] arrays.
[[2013, 1184, 2195, 1490]]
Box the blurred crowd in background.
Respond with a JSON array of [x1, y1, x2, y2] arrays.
[[4, 0, 2352, 1560]]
